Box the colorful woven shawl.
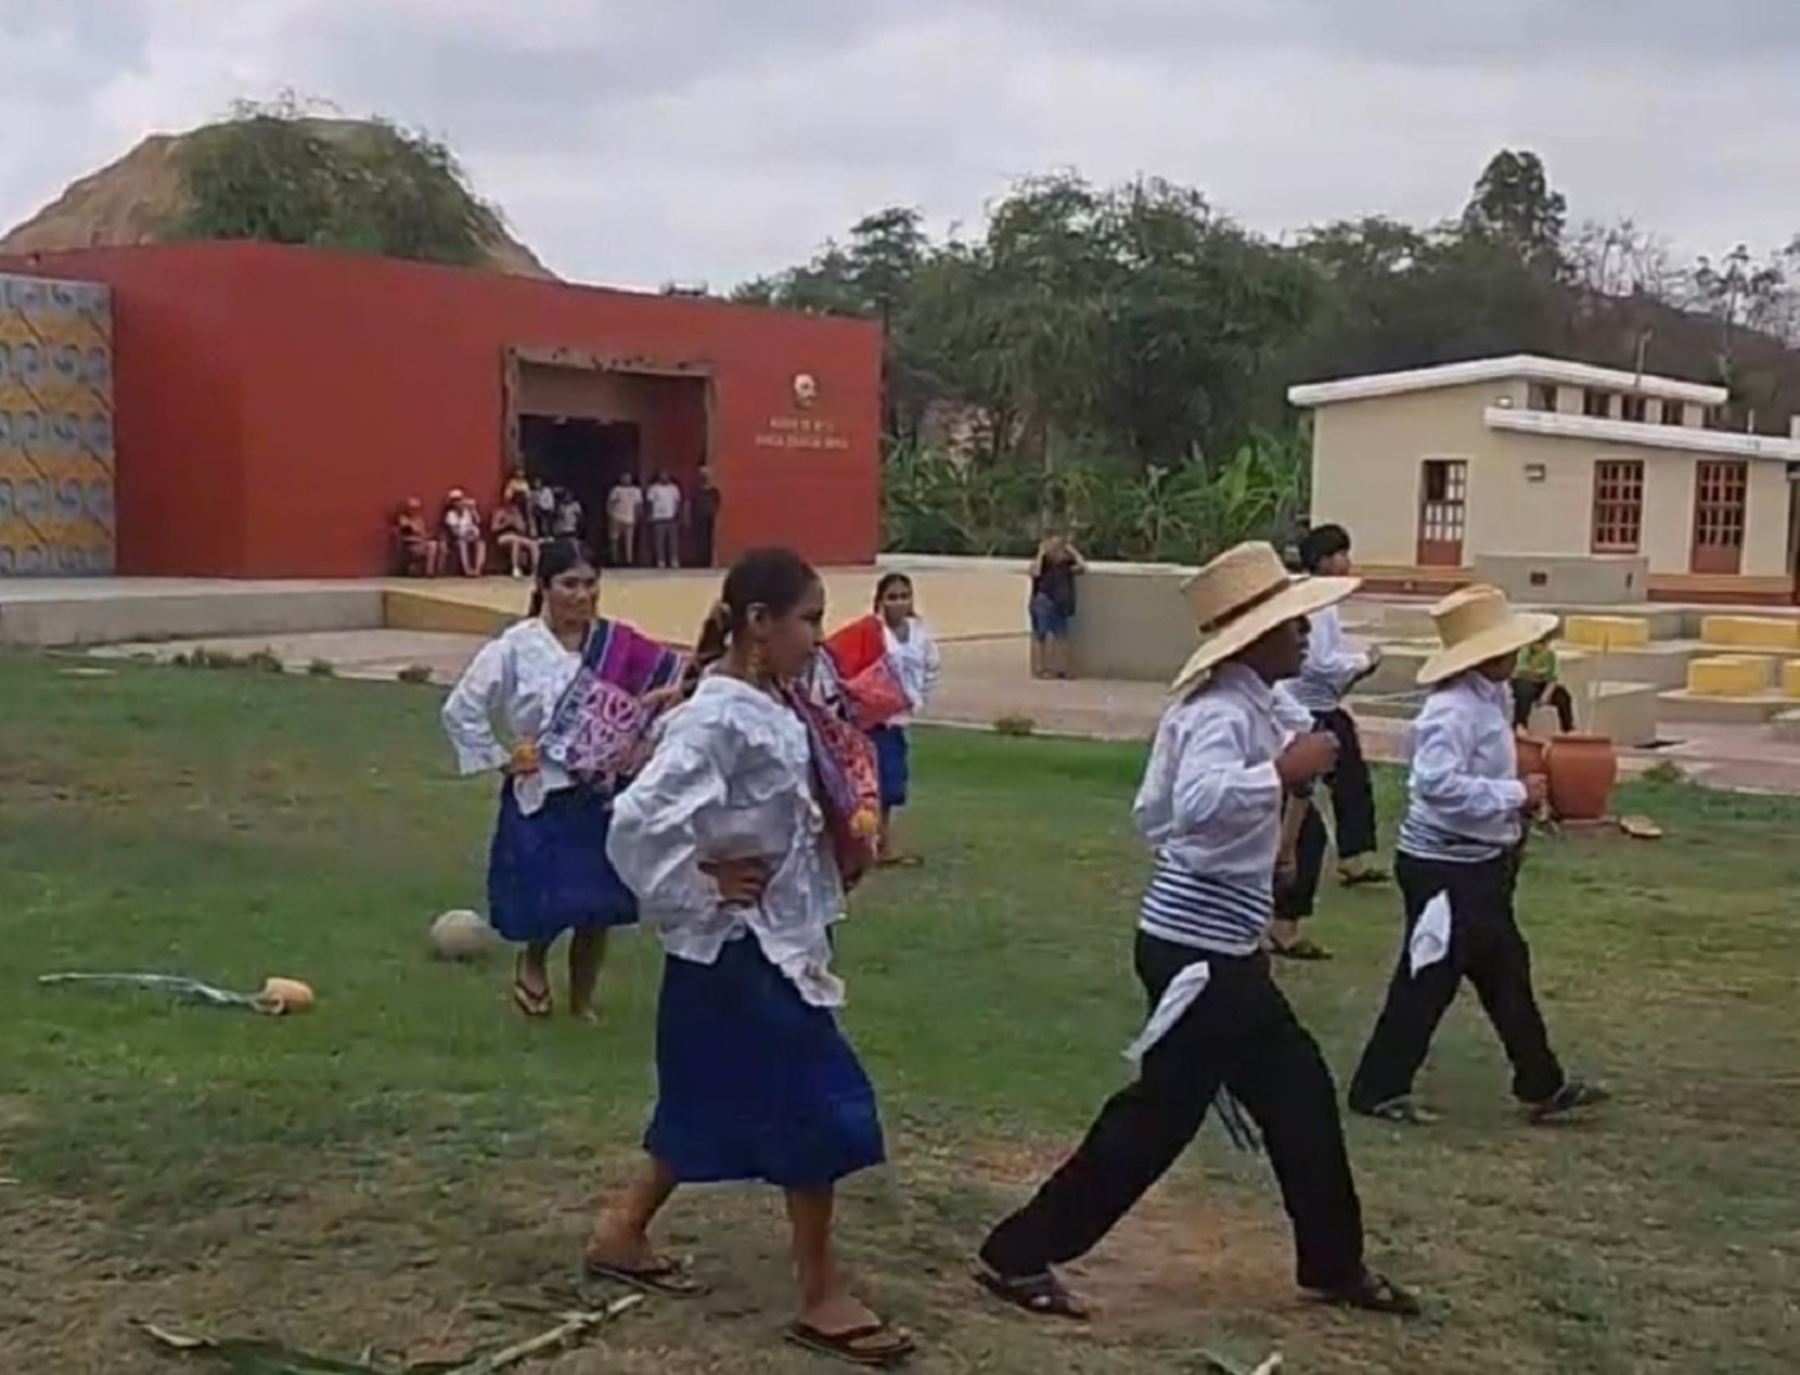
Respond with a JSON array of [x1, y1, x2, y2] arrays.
[[540, 618, 686, 795]]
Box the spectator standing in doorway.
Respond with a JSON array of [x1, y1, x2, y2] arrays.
[[532, 479, 558, 539], [690, 466, 721, 568], [648, 471, 683, 570], [608, 473, 645, 568]]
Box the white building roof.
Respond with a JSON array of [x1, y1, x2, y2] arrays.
[[1287, 354, 1729, 409], [1485, 406, 1800, 461]]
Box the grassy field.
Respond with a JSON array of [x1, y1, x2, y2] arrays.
[[1, 651, 1796, 1374]]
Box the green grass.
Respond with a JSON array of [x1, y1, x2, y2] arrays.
[[2, 652, 1797, 1373]]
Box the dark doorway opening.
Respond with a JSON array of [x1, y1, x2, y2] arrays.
[[518, 415, 640, 561], [506, 357, 711, 569]]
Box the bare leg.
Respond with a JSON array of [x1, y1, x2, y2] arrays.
[[586, 1156, 679, 1269], [568, 928, 606, 1020], [786, 1187, 891, 1336]]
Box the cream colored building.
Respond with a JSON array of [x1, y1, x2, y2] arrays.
[[1290, 355, 1800, 602]]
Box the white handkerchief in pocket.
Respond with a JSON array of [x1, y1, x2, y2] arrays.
[[1409, 891, 1453, 976], [1123, 960, 1211, 1064]]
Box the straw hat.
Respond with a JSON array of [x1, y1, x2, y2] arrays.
[[1171, 541, 1360, 696], [1416, 586, 1559, 686]]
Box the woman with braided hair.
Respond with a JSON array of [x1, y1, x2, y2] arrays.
[[587, 548, 912, 1368]]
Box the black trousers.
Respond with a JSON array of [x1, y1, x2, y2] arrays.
[[980, 933, 1366, 1292], [1349, 852, 1565, 1110], [1512, 679, 1575, 733], [1282, 708, 1379, 921]]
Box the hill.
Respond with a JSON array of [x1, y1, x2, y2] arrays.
[[0, 120, 554, 279]]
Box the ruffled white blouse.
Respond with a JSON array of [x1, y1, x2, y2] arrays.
[[441, 619, 581, 815], [607, 674, 845, 1008]]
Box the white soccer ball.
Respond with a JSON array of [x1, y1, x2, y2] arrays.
[[429, 909, 495, 962]]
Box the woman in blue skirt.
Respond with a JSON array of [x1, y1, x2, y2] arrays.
[[867, 572, 939, 866], [442, 539, 681, 1021], [592, 549, 913, 1368]]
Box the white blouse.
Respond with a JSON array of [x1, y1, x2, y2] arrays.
[[882, 617, 941, 726], [441, 619, 582, 814], [607, 675, 845, 1008]]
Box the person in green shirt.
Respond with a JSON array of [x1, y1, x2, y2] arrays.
[[1510, 631, 1575, 733]]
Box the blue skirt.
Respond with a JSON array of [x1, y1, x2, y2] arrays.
[[646, 938, 886, 1189], [486, 784, 639, 943], [870, 724, 910, 810]]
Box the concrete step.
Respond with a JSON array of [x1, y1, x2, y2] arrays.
[[1771, 710, 1800, 745], [0, 585, 385, 647], [1657, 690, 1795, 725]]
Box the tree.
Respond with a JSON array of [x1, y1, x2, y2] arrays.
[[1463, 149, 1567, 270], [167, 96, 499, 268]]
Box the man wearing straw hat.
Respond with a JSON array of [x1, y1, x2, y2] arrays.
[[975, 542, 1419, 1323], [1348, 586, 1608, 1126]]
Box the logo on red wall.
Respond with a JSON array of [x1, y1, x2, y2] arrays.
[[793, 373, 819, 410]]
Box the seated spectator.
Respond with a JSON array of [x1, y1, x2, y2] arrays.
[[1512, 629, 1576, 734], [443, 490, 487, 577], [394, 497, 443, 577], [492, 500, 538, 579]]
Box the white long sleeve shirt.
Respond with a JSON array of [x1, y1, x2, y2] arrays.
[[1289, 603, 1373, 715], [440, 619, 581, 815], [1133, 663, 1297, 953], [882, 617, 941, 726], [1397, 672, 1528, 863], [606, 674, 845, 1008]]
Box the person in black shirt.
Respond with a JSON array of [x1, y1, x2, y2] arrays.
[[1028, 532, 1085, 679], [690, 466, 722, 568]]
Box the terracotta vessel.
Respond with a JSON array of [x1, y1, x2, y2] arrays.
[[1545, 734, 1618, 821], [1514, 734, 1550, 781]]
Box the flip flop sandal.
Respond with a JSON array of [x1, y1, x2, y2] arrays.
[[1309, 1268, 1422, 1317], [974, 1266, 1090, 1321], [511, 962, 553, 1019], [785, 1320, 915, 1368], [582, 1254, 706, 1297], [1338, 868, 1391, 888], [1270, 938, 1333, 961]]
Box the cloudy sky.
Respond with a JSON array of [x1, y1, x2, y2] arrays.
[[4, 0, 1797, 288]]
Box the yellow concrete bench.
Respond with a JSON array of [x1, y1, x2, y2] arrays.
[[1701, 616, 1800, 651], [1687, 655, 1775, 697], [1785, 661, 1800, 699], [1563, 615, 1650, 650]]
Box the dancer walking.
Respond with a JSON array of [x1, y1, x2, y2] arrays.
[[588, 548, 912, 1368], [441, 539, 683, 1020], [1348, 586, 1607, 1126], [976, 542, 1418, 1322]]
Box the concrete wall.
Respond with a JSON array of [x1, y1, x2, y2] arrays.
[[1310, 382, 1792, 578], [1067, 564, 1197, 683], [0, 243, 884, 577]]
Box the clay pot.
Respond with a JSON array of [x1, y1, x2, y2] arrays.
[[1545, 734, 1618, 821], [1514, 734, 1550, 781]]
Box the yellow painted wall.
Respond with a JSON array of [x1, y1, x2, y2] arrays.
[[1308, 380, 1792, 578], [1310, 381, 1502, 567], [0, 274, 115, 575]]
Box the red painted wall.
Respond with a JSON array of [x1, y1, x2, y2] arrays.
[[0, 243, 883, 576]]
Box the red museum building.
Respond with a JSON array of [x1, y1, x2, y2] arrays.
[[0, 242, 883, 577]]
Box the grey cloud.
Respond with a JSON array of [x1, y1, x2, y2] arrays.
[[1, 0, 1797, 289]]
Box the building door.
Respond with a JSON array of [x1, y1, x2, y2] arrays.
[[1690, 460, 1748, 575], [1417, 459, 1468, 566]]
